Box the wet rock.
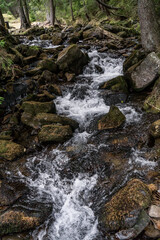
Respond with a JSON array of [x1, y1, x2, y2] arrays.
[[48, 84, 62, 96], [101, 179, 151, 232], [33, 113, 79, 130], [22, 101, 56, 115], [22, 26, 45, 36], [149, 120, 160, 138], [40, 33, 51, 40], [98, 106, 126, 130], [65, 72, 76, 82], [16, 45, 41, 57], [145, 223, 160, 238], [0, 131, 12, 140], [123, 49, 146, 72], [26, 67, 42, 76], [115, 210, 150, 240], [38, 124, 73, 143], [23, 56, 37, 65], [38, 59, 58, 73], [57, 44, 88, 75], [0, 140, 25, 161], [25, 91, 55, 102], [0, 180, 26, 206], [38, 70, 58, 84], [0, 200, 52, 236], [52, 33, 62, 45], [100, 76, 128, 93], [149, 205, 160, 218], [83, 28, 104, 40], [144, 77, 160, 113], [126, 52, 160, 91], [2, 232, 33, 240]]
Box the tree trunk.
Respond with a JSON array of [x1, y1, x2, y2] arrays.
[[0, 8, 5, 27], [50, 0, 56, 26], [23, 0, 31, 27], [70, 0, 74, 21], [5, 0, 19, 18], [138, 0, 160, 52], [18, 0, 30, 29]]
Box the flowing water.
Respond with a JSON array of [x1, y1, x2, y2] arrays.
[[18, 44, 158, 239]]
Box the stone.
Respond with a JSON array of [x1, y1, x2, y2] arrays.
[[38, 59, 58, 73], [23, 56, 37, 65], [49, 84, 62, 96], [115, 210, 150, 240], [34, 113, 79, 130], [0, 140, 25, 161], [98, 106, 126, 130], [38, 70, 58, 84], [0, 200, 52, 236], [38, 124, 73, 143], [22, 101, 56, 115], [149, 205, 160, 218], [2, 232, 33, 240], [149, 120, 160, 138], [52, 33, 62, 45], [101, 179, 151, 232], [127, 52, 160, 91], [65, 72, 76, 82], [144, 77, 160, 113], [123, 49, 146, 72], [0, 180, 26, 207], [100, 76, 128, 93], [145, 223, 160, 238], [57, 44, 88, 75], [40, 34, 51, 40]]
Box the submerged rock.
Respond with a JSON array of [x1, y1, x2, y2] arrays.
[[38, 124, 73, 143], [101, 179, 151, 232], [57, 44, 88, 75], [126, 52, 160, 91], [98, 106, 125, 130], [144, 77, 160, 113], [0, 140, 25, 161]]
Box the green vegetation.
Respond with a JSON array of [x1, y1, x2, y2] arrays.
[[0, 39, 6, 48], [0, 97, 4, 104]]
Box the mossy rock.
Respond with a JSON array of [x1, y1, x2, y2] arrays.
[[48, 84, 62, 96], [57, 44, 89, 75], [0, 140, 25, 161], [98, 106, 126, 130], [38, 124, 73, 143], [100, 76, 128, 94], [144, 77, 160, 113], [101, 179, 151, 232], [2, 232, 33, 240], [38, 59, 58, 73], [22, 101, 56, 115]]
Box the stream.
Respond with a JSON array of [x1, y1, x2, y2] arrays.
[[17, 42, 158, 240]]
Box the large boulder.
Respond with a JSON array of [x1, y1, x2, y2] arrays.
[[98, 106, 126, 130], [38, 124, 73, 143], [56, 44, 89, 75], [126, 52, 160, 91], [0, 140, 25, 161], [101, 179, 151, 232], [144, 77, 160, 113], [123, 49, 146, 72]]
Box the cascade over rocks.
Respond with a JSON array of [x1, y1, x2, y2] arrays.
[[57, 44, 89, 75]]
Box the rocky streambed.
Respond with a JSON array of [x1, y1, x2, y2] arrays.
[[0, 24, 160, 240]]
